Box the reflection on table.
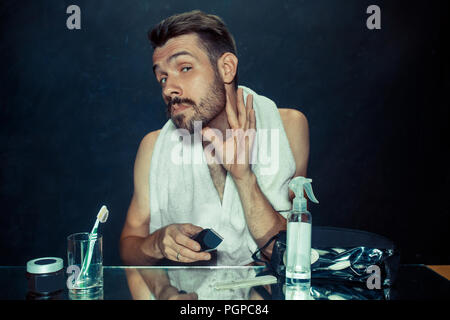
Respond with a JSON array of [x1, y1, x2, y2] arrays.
[[0, 264, 448, 300]]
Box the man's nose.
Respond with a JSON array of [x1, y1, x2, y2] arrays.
[[163, 76, 183, 99]]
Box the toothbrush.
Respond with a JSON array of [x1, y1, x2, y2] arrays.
[[75, 205, 109, 287]]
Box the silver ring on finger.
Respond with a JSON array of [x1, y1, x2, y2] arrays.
[[176, 252, 180, 261]]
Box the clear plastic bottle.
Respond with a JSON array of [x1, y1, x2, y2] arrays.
[[285, 177, 318, 300]]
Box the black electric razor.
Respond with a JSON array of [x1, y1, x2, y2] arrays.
[[191, 228, 223, 252]]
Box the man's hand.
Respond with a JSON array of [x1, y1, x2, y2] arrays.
[[145, 223, 211, 263], [202, 88, 256, 181], [159, 285, 198, 300]]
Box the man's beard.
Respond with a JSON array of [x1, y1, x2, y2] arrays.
[[167, 71, 226, 133]]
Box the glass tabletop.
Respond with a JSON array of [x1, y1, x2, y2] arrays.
[[0, 264, 448, 300]]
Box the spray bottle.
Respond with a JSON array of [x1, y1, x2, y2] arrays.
[[285, 177, 319, 300]]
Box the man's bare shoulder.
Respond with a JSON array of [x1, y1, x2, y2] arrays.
[[278, 108, 310, 178], [278, 108, 308, 132], [138, 129, 162, 155], [134, 129, 162, 174]]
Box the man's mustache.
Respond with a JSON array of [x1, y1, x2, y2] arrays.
[[167, 97, 197, 116]]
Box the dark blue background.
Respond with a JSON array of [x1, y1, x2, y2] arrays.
[[0, 0, 448, 266]]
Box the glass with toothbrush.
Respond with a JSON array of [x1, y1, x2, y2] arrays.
[[67, 232, 104, 299]]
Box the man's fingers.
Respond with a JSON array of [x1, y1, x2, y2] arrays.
[[237, 88, 247, 128], [166, 243, 210, 263], [247, 94, 254, 129], [180, 223, 204, 237], [249, 108, 256, 130], [176, 224, 212, 261], [176, 230, 201, 252], [244, 93, 253, 131], [177, 245, 211, 262], [226, 89, 240, 129], [169, 292, 198, 300]]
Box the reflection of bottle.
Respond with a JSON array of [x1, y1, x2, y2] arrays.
[[285, 177, 319, 300]]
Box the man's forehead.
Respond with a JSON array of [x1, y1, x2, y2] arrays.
[[152, 33, 205, 65]]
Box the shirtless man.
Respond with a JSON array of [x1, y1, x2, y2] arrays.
[[119, 10, 309, 298]]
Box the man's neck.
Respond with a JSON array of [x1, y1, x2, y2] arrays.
[[204, 86, 238, 140]]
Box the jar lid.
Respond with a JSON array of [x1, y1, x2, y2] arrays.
[[27, 257, 63, 274]]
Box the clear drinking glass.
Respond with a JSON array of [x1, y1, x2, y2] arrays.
[[67, 232, 103, 299]]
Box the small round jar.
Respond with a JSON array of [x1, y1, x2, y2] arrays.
[[26, 257, 64, 300]]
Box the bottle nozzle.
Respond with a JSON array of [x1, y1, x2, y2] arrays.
[[289, 177, 319, 212]]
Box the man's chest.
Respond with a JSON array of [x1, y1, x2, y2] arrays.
[[206, 163, 227, 203]]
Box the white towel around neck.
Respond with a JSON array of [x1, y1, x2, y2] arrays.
[[149, 86, 295, 265]]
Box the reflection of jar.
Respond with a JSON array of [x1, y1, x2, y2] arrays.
[[26, 257, 64, 300]]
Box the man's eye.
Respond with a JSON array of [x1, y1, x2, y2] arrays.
[[160, 77, 167, 85], [181, 66, 192, 72]]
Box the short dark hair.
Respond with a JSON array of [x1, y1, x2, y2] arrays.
[[148, 10, 238, 88]]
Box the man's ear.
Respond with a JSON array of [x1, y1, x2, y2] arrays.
[[217, 52, 238, 85]]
